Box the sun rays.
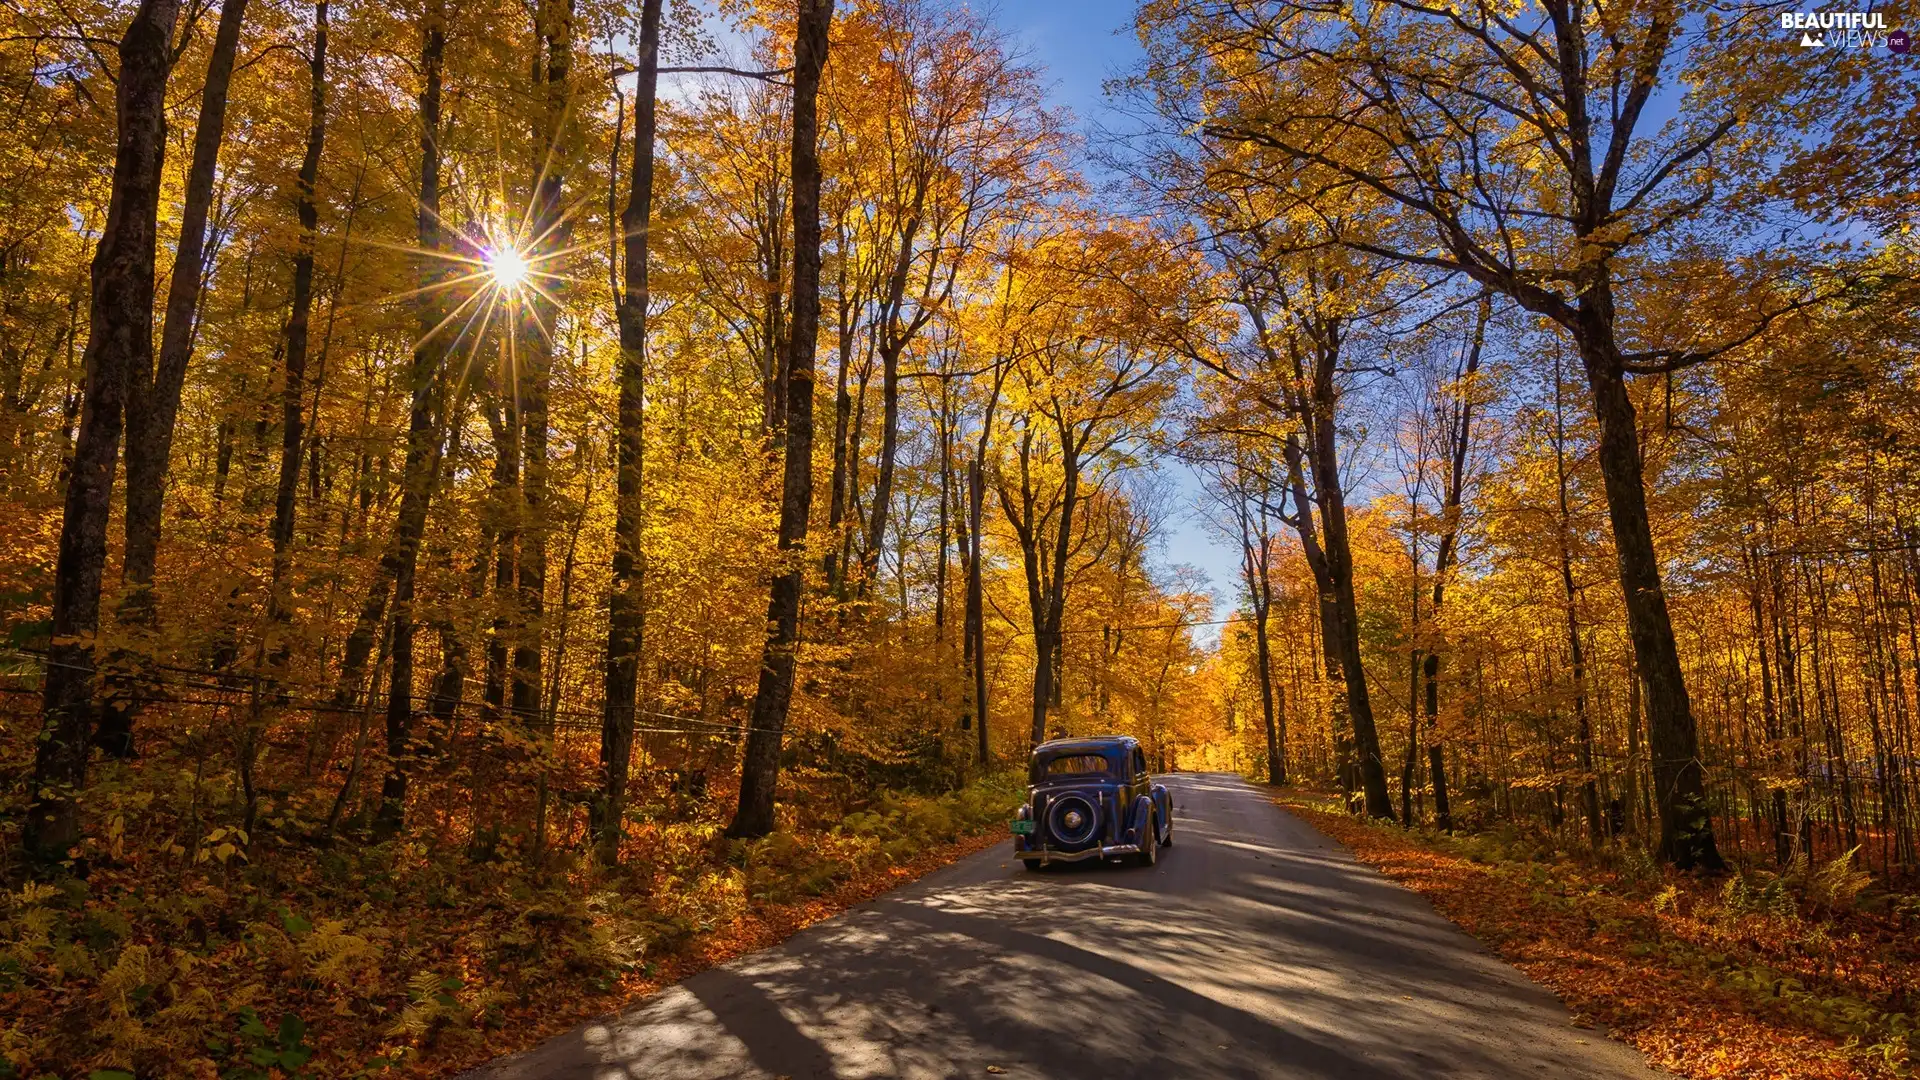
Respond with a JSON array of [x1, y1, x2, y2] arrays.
[[331, 146, 604, 376], [485, 245, 530, 290]]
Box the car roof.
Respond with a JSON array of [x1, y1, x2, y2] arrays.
[[1032, 735, 1137, 756]]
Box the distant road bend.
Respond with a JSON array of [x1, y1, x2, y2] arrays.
[[462, 773, 1664, 1079]]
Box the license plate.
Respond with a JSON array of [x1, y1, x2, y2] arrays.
[[1010, 819, 1036, 835]]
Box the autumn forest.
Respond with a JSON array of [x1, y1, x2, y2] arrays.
[[2, 0, 1918, 1074]]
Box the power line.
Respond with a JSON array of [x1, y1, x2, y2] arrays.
[[0, 649, 782, 737]]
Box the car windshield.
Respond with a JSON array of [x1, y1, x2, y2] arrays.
[[1042, 753, 1112, 776]]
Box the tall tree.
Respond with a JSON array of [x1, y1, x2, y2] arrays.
[[598, 0, 664, 864], [513, 0, 574, 740], [1132, 0, 1854, 866], [1552, 353, 1603, 845], [372, 0, 449, 839], [996, 226, 1178, 747], [727, 0, 834, 840], [25, 0, 185, 861], [1220, 456, 1284, 785], [267, 0, 330, 631], [1415, 293, 1489, 832], [1241, 274, 1395, 819], [100, 0, 252, 757]]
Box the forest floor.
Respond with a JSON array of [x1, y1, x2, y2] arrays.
[[0, 758, 1025, 1080], [424, 817, 1015, 1079], [1275, 790, 1920, 1080]]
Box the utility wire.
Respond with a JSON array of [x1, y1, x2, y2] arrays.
[[1, 648, 784, 737]]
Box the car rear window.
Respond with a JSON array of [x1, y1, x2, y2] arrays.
[[1044, 754, 1111, 775]]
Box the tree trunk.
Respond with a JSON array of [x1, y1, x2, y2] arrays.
[[967, 454, 989, 761], [1235, 473, 1283, 785], [514, 0, 571, 742], [1573, 289, 1723, 869], [1297, 330, 1392, 819], [1402, 496, 1421, 826], [962, 357, 1003, 762], [859, 344, 902, 598], [727, 0, 832, 839], [598, 0, 662, 864], [267, 0, 329, 634], [26, 0, 184, 862], [822, 276, 856, 592], [934, 392, 951, 642], [98, 0, 249, 757], [1422, 293, 1487, 832], [1031, 452, 1080, 747], [1253, 586, 1281, 785], [1554, 359, 1602, 846], [856, 195, 926, 599], [372, 0, 447, 840], [484, 400, 517, 719]]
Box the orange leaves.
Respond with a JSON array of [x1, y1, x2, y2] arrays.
[[1278, 792, 1912, 1080]]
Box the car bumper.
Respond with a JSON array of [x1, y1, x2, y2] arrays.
[[1017, 842, 1141, 864]]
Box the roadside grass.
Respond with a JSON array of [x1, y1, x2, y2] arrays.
[[1275, 790, 1920, 1080], [0, 768, 1025, 1079]]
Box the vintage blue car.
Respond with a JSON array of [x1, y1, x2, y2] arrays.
[[1011, 735, 1173, 869]]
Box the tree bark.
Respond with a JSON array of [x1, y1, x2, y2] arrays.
[[822, 251, 857, 593], [598, 0, 662, 864], [1250, 552, 1282, 785], [1271, 305, 1391, 819], [266, 0, 328, 633], [26, 0, 184, 862], [120, 0, 246, 583], [372, 0, 447, 840], [1035, 448, 1079, 746], [1420, 293, 1487, 832], [727, 0, 833, 839], [1554, 356, 1603, 846], [996, 422, 1077, 750], [1573, 290, 1723, 869], [1231, 465, 1283, 785], [513, 0, 572, 742], [961, 356, 1004, 762], [966, 455, 989, 760], [858, 209, 925, 598], [97, 0, 249, 758], [1308, 393, 1393, 820]]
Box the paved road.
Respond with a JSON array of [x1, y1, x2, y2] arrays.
[[461, 773, 1663, 1079]]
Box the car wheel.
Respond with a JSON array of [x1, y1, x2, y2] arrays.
[[1161, 810, 1174, 847], [1024, 859, 1051, 873], [1138, 810, 1158, 868]]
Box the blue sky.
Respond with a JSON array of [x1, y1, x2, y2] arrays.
[[679, 0, 1246, 636], [996, 0, 1245, 638]]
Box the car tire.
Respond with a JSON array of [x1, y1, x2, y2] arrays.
[[1138, 810, 1158, 868], [1161, 811, 1173, 847], [1024, 859, 1051, 873]]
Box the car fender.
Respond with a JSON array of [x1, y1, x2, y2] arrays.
[[1128, 793, 1155, 843]]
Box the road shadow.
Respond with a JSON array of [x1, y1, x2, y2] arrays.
[[460, 772, 1664, 1080]]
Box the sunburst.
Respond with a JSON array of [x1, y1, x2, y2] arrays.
[[484, 244, 531, 291], [339, 100, 607, 380]]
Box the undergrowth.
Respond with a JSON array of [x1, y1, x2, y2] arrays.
[[0, 765, 1024, 1079]]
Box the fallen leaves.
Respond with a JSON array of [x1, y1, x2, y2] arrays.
[[0, 766, 1023, 1079], [423, 825, 1013, 1077], [1275, 791, 1916, 1080]]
